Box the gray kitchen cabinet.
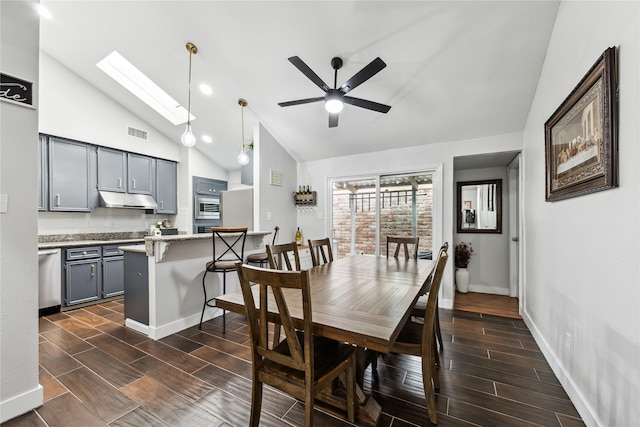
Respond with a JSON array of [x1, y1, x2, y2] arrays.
[[102, 255, 124, 297], [65, 247, 102, 306], [38, 135, 48, 211], [194, 176, 227, 195], [97, 147, 127, 192], [127, 153, 154, 195], [155, 159, 177, 214], [48, 137, 93, 212], [123, 251, 149, 325]]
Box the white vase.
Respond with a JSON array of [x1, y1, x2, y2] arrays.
[[455, 268, 470, 293]]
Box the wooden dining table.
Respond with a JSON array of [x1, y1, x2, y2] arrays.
[[215, 255, 435, 426]]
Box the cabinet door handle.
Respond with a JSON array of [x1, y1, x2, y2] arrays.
[[90, 264, 95, 277], [160, 200, 164, 209], [55, 194, 60, 206], [118, 177, 122, 188], [132, 179, 136, 189]]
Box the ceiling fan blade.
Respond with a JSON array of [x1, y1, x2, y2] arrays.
[[344, 96, 391, 113], [328, 113, 339, 128], [288, 56, 330, 93], [339, 57, 386, 94], [278, 97, 325, 107]]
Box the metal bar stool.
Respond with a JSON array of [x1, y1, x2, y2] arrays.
[[201, 227, 248, 331], [246, 225, 279, 268]]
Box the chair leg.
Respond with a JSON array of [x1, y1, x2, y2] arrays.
[[222, 271, 227, 333], [346, 354, 355, 423], [199, 270, 209, 329], [249, 379, 263, 427], [435, 303, 444, 350]]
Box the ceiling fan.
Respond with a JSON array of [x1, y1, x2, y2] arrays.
[[278, 56, 391, 128]]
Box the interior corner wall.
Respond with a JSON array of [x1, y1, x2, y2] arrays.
[[0, 0, 43, 422], [521, 2, 639, 425], [255, 123, 297, 244], [454, 166, 510, 295]]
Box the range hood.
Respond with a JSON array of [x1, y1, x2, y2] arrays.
[[99, 191, 157, 210]]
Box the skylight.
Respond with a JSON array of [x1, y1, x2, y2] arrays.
[[97, 51, 193, 125]]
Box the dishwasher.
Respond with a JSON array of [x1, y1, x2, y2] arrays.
[[38, 248, 61, 314]]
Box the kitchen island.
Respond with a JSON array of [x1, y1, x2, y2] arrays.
[[120, 231, 270, 340]]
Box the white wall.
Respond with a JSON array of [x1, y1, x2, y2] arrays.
[[298, 131, 522, 307], [255, 123, 297, 243], [38, 52, 228, 235], [521, 2, 639, 425], [0, 0, 43, 422], [454, 166, 510, 295]]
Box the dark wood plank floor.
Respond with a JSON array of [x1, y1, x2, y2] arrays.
[[3, 299, 585, 426], [453, 291, 522, 319]]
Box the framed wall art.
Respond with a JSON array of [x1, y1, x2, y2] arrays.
[[544, 47, 618, 202]]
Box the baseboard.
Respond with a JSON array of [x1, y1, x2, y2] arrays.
[[466, 284, 510, 295], [0, 385, 43, 424], [127, 308, 223, 340], [521, 309, 599, 427]]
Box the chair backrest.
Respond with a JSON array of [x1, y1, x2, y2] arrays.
[[386, 236, 420, 259], [211, 227, 248, 265], [236, 263, 313, 372], [271, 225, 280, 246], [422, 242, 449, 293], [420, 251, 448, 353], [266, 242, 301, 271], [307, 238, 334, 267]]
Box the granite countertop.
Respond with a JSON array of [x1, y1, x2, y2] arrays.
[[38, 232, 147, 249]]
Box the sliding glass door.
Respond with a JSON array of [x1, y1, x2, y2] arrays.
[[330, 172, 433, 258]]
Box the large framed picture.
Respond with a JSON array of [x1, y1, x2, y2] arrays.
[[544, 47, 618, 202]]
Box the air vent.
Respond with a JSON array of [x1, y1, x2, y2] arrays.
[[127, 126, 148, 140]]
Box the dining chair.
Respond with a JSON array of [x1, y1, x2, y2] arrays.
[[389, 249, 448, 424], [412, 242, 449, 355], [386, 235, 420, 259], [235, 263, 356, 427], [307, 238, 333, 266], [266, 241, 301, 271], [201, 227, 247, 331], [246, 225, 279, 268]]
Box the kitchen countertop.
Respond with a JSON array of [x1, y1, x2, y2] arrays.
[[38, 232, 148, 250]]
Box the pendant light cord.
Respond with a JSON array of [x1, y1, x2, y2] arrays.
[[187, 47, 193, 126]]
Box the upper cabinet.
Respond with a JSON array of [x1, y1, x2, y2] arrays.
[[38, 135, 48, 211], [155, 159, 177, 214], [194, 176, 226, 195], [48, 137, 93, 212], [97, 147, 127, 192], [127, 153, 154, 195]]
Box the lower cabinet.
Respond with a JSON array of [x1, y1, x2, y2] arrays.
[[65, 249, 102, 306], [102, 255, 124, 297]]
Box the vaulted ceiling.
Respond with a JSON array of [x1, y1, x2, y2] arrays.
[[39, 1, 559, 171]]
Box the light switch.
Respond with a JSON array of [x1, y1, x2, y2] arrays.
[[266, 211, 272, 221], [0, 194, 7, 214]]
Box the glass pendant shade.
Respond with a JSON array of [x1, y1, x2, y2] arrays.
[[325, 90, 344, 113], [181, 123, 196, 147], [237, 145, 250, 165]]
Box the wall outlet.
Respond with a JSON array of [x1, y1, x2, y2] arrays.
[[110, 222, 119, 229]]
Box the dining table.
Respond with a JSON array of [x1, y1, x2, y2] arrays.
[[215, 254, 435, 426]]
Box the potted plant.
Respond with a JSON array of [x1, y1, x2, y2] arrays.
[[454, 242, 475, 293]]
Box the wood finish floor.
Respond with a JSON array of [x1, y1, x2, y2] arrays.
[[453, 292, 522, 319], [3, 299, 585, 427]]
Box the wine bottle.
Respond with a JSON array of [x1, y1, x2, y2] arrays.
[[295, 227, 302, 245]]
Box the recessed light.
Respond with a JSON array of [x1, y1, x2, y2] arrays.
[[199, 84, 212, 95], [97, 51, 193, 125], [36, 4, 52, 19], [201, 135, 213, 143]]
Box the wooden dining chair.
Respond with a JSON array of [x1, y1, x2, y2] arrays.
[[412, 242, 449, 355], [201, 227, 247, 331], [266, 241, 301, 271], [246, 225, 279, 268], [386, 235, 420, 259], [235, 263, 356, 427], [390, 249, 448, 424], [307, 238, 333, 266]]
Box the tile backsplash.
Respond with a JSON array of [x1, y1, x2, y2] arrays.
[[38, 207, 174, 235]]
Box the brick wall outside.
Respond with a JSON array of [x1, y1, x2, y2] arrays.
[[332, 184, 433, 257]]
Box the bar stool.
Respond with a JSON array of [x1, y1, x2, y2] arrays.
[[246, 225, 279, 268], [201, 227, 248, 331]]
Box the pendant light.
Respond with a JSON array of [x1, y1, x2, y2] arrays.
[[180, 42, 197, 147], [237, 98, 250, 166]]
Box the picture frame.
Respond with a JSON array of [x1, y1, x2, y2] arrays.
[[544, 47, 618, 202], [463, 200, 472, 210]]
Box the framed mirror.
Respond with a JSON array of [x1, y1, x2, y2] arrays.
[[456, 179, 502, 233]]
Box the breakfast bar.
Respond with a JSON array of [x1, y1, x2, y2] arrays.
[[120, 231, 270, 340]]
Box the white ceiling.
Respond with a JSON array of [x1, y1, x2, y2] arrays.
[[39, 1, 559, 171]]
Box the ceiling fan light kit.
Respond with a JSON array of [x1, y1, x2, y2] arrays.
[[279, 55, 391, 127], [180, 42, 197, 147]]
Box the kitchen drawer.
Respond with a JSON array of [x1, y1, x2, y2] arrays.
[[66, 246, 101, 261], [103, 244, 124, 257]]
